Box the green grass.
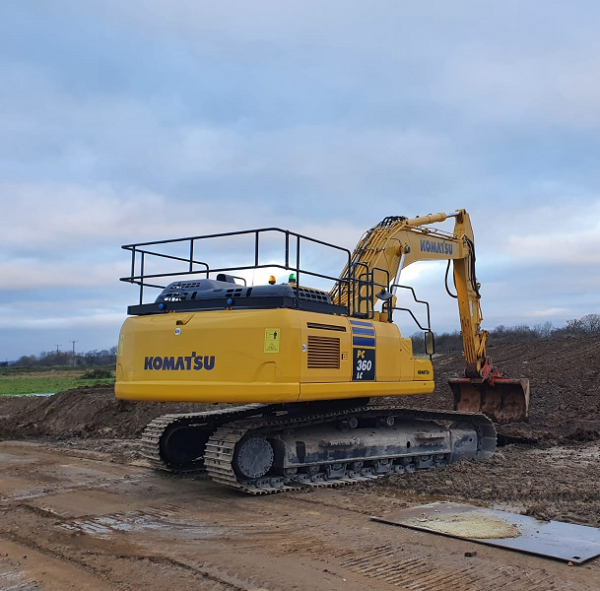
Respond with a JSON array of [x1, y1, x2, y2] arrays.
[[0, 368, 115, 396], [0, 365, 85, 375]]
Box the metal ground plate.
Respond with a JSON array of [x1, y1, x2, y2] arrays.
[[372, 501, 600, 565]]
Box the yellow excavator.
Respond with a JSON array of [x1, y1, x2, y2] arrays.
[[115, 209, 529, 495]]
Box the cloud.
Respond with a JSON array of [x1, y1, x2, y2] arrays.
[[0, 181, 264, 254], [508, 229, 600, 265], [1, 1, 600, 359], [501, 198, 600, 265], [442, 53, 600, 130], [0, 258, 129, 290], [528, 308, 571, 318], [0, 312, 124, 331], [178, 126, 456, 180]]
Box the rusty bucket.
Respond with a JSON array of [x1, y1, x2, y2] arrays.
[[449, 376, 530, 424]]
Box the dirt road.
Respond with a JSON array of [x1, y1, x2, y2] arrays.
[[1, 440, 598, 591]]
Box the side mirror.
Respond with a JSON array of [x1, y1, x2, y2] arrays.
[[425, 331, 435, 356], [376, 289, 393, 301]]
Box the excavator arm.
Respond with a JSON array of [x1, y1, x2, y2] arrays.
[[331, 209, 530, 423]]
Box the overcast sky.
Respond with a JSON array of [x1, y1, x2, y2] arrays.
[[1, 1, 600, 360]]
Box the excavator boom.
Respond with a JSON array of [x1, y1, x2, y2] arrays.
[[331, 209, 530, 423]]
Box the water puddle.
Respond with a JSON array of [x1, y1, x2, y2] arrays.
[[60, 510, 234, 540], [8, 392, 55, 397], [528, 444, 600, 465], [0, 452, 38, 465]]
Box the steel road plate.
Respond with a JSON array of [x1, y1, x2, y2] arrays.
[[372, 501, 600, 565]]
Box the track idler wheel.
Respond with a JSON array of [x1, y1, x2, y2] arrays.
[[233, 435, 274, 479]]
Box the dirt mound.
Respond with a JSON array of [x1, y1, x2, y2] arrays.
[[389, 336, 600, 443], [0, 386, 222, 440], [1, 337, 599, 443]]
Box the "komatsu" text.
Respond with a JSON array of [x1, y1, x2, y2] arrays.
[[420, 239, 453, 255], [144, 353, 215, 371]]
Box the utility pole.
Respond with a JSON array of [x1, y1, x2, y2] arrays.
[[55, 344, 61, 354], [70, 340, 78, 366]]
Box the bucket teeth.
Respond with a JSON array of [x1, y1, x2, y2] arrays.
[[449, 377, 530, 423]]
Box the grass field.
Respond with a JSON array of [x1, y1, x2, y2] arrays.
[[0, 368, 115, 396]]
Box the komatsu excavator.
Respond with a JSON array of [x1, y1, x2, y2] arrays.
[[116, 209, 529, 495]]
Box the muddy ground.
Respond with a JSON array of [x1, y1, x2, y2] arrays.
[[1, 337, 600, 590], [1, 441, 599, 591]]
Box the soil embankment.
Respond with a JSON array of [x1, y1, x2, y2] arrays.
[[0, 387, 221, 440], [391, 336, 600, 443]]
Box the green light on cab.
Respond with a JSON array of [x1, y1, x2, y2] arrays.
[[288, 273, 297, 283]]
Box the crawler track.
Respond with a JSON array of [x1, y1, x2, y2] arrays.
[[204, 406, 496, 495], [141, 404, 279, 474]]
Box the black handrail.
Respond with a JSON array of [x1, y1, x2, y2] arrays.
[[122, 226, 351, 255], [121, 226, 398, 320], [389, 284, 432, 331], [122, 227, 354, 312]]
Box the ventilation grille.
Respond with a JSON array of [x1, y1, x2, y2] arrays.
[[159, 281, 202, 301], [297, 288, 331, 302], [307, 322, 346, 332], [171, 281, 203, 289], [225, 288, 244, 296], [307, 336, 340, 369]]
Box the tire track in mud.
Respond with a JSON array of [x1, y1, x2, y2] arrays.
[[3, 485, 273, 591], [0, 554, 38, 591], [1, 528, 255, 591], [0, 531, 126, 591], [3, 495, 331, 591], [339, 546, 593, 591]]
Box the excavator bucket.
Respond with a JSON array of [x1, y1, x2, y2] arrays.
[[449, 376, 530, 424]]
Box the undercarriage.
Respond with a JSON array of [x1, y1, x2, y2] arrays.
[[141, 402, 496, 495]]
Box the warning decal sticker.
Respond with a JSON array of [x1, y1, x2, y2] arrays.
[[264, 328, 281, 353]]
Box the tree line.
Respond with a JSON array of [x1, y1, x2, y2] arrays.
[[412, 313, 600, 355], [7, 347, 118, 368]]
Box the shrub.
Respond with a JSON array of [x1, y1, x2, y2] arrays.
[[81, 368, 113, 379]]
